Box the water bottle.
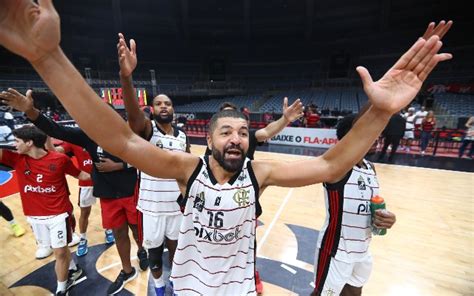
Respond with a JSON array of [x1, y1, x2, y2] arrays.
[[370, 195, 387, 235]]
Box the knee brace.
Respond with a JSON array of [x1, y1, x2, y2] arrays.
[[148, 245, 164, 272]]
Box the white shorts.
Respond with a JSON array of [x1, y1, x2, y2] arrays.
[[140, 213, 182, 249], [28, 213, 72, 249], [403, 131, 414, 139], [313, 249, 372, 295], [78, 186, 97, 208]]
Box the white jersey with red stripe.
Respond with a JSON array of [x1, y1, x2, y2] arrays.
[[137, 121, 188, 216], [170, 156, 258, 295], [317, 159, 379, 263]]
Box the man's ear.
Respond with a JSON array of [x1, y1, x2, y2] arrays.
[[206, 133, 212, 150]]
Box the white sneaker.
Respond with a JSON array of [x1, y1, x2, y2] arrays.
[[68, 233, 81, 247], [36, 246, 53, 259]]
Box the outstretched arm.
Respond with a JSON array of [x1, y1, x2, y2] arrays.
[[0, 0, 199, 184], [255, 32, 452, 187], [117, 33, 152, 139], [255, 105, 390, 186], [254, 97, 304, 142], [0, 89, 90, 147]]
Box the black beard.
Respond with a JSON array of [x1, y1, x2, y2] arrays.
[[155, 114, 173, 124], [212, 144, 245, 173]]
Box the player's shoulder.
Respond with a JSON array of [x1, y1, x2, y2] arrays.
[[363, 159, 377, 175], [46, 150, 70, 162], [247, 159, 272, 180], [174, 124, 188, 137], [59, 141, 73, 148], [2, 149, 23, 163]]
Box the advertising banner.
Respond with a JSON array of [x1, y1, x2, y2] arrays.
[[269, 127, 338, 148]]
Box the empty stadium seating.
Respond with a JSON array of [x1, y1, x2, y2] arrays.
[[435, 93, 474, 116]]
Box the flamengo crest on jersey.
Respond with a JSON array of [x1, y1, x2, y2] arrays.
[[170, 156, 258, 295], [137, 121, 188, 216], [318, 159, 379, 263]]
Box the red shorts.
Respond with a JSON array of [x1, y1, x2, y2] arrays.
[[100, 195, 138, 229]]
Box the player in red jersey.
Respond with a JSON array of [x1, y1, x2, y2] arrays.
[[0, 126, 90, 296], [49, 140, 115, 256]]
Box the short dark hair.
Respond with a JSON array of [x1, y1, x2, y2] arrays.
[[337, 103, 372, 140], [209, 110, 247, 134], [153, 94, 173, 106], [12, 125, 47, 148], [336, 114, 357, 140], [219, 102, 237, 111]]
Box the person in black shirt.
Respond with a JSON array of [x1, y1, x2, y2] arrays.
[[2, 88, 147, 295], [377, 114, 406, 162]]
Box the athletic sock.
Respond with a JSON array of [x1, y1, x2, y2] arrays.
[[56, 280, 67, 293], [153, 275, 165, 288]]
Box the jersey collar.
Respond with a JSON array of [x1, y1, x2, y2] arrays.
[[203, 155, 241, 186]]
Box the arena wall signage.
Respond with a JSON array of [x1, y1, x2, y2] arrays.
[[269, 127, 338, 148], [175, 112, 196, 120]]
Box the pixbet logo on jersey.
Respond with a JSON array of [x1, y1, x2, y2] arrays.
[[194, 226, 241, 243], [83, 159, 93, 166], [357, 201, 370, 215], [24, 185, 57, 194]]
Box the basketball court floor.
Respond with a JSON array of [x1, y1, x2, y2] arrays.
[[1, 144, 473, 295]]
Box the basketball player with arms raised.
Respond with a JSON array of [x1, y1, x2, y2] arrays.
[[0, 1, 452, 294], [117, 33, 191, 295], [205, 100, 304, 294]]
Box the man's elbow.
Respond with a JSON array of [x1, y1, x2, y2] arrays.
[[321, 161, 347, 184], [324, 170, 340, 184], [255, 130, 270, 142]]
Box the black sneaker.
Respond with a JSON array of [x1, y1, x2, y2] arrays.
[[55, 290, 68, 296], [107, 267, 138, 295], [137, 249, 149, 271], [67, 265, 85, 290]]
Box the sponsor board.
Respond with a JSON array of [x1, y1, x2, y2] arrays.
[[269, 127, 338, 148]]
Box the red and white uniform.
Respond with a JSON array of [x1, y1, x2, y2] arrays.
[[61, 142, 96, 207], [313, 160, 379, 295], [137, 122, 188, 249], [1, 150, 80, 248], [170, 156, 259, 295], [2, 150, 79, 216]]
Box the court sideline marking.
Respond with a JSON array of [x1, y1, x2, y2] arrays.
[[257, 188, 294, 256]]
